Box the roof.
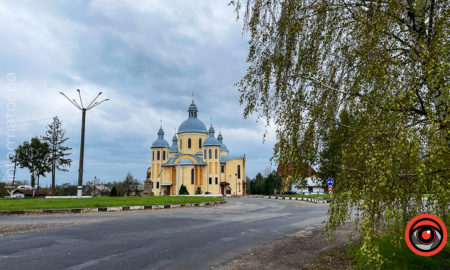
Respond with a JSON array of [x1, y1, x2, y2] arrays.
[[13, 188, 46, 195], [169, 134, 178, 153], [178, 101, 208, 134], [178, 118, 208, 134], [178, 158, 195, 165], [277, 164, 318, 177], [203, 137, 221, 146], [220, 154, 244, 163], [162, 154, 206, 166], [151, 127, 169, 148], [217, 132, 228, 151], [203, 124, 221, 146]]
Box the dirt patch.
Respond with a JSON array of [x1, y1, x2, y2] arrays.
[[0, 222, 73, 237], [216, 222, 358, 270]]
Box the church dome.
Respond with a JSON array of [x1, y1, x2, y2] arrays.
[[178, 100, 208, 134], [217, 132, 228, 151], [151, 127, 169, 148], [178, 118, 207, 133], [169, 134, 178, 153], [203, 124, 221, 146]]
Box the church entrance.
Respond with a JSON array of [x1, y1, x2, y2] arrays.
[[220, 182, 230, 195], [161, 183, 172, 196]]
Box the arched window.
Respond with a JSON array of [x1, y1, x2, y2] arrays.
[[209, 149, 212, 159], [191, 168, 195, 185], [152, 151, 154, 160], [163, 151, 166, 160], [157, 151, 160, 160], [199, 138, 202, 149], [180, 139, 182, 150], [215, 149, 218, 159], [188, 138, 192, 149]]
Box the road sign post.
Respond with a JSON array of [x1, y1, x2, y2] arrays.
[[327, 178, 334, 186], [327, 178, 334, 198]]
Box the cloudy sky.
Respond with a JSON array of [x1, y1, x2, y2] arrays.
[[0, 1, 276, 186]]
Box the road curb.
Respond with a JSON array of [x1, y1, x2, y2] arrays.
[[0, 200, 226, 216], [263, 196, 329, 204]]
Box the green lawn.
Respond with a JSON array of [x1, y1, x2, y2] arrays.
[[0, 196, 224, 211], [278, 194, 331, 199]]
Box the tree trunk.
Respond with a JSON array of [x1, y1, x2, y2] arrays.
[[37, 174, 40, 197], [52, 162, 56, 195]]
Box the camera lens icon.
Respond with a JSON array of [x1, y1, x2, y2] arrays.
[[405, 214, 447, 256]]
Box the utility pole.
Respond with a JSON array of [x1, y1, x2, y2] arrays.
[[12, 155, 17, 187], [60, 89, 109, 198]]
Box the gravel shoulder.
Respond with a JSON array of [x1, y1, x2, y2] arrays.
[[216, 222, 358, 270]]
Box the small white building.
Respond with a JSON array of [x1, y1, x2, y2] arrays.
[[291, 177, 325, 195]]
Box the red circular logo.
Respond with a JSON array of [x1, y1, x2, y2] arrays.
[[405, 214, 447, 256]]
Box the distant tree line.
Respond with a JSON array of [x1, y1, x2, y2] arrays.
[[246, 170, 283, 195], [0, 172, 141, 197]]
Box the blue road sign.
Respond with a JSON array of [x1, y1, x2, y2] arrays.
[[327, 178, 334, 186]]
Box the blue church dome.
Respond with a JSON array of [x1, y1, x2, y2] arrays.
[[169, 134, 178, 153], [151, 127, 169, 148], [203, 124, 221, 146], [217, 132, 228, 151], [178, 100, 207, 134]]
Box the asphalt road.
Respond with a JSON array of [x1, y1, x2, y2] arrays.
[[0, 198, 328, 270]]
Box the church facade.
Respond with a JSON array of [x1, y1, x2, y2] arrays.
[[144, 100, 246, 196]]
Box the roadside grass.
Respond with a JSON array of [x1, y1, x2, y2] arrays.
[[0, 196, 224, 211], [348, 235, 450, 270], [278, 194, 331, 199]]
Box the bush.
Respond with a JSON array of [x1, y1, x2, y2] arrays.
[[348, 233, 450, 269], [195, 187, 202, 194], [179, 185, 189, 195], [109, 186, 118, 197]]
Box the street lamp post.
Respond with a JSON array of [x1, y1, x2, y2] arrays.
[[60, 89, 109, 198], [235, 173, 238, 197]]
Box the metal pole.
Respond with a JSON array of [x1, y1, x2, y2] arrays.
[[235, 173, 237, 197], [60, 90, 108, 198], [77, 108, 86, 197], [12, 158, 17, 187]]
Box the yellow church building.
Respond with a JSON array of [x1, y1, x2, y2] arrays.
[[144, 100, 246, 196]]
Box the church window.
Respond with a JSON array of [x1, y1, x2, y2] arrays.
[[152, 151, 154, 161], [237, 165, 241, 179], [156, 182, 159, 189], [180, 139, 182, 150], [157, 151, 160, 160], [215, 177, 218, 184], [209, 149, 212, 159], [163, 151, 166, 160], [188, 138, 192, 149], [209, 177, 212, 184], [221, 165, 224, 173], [215, 149, 218, 159], [191, 168, 195, 185], [199, 139, 202, 149]]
